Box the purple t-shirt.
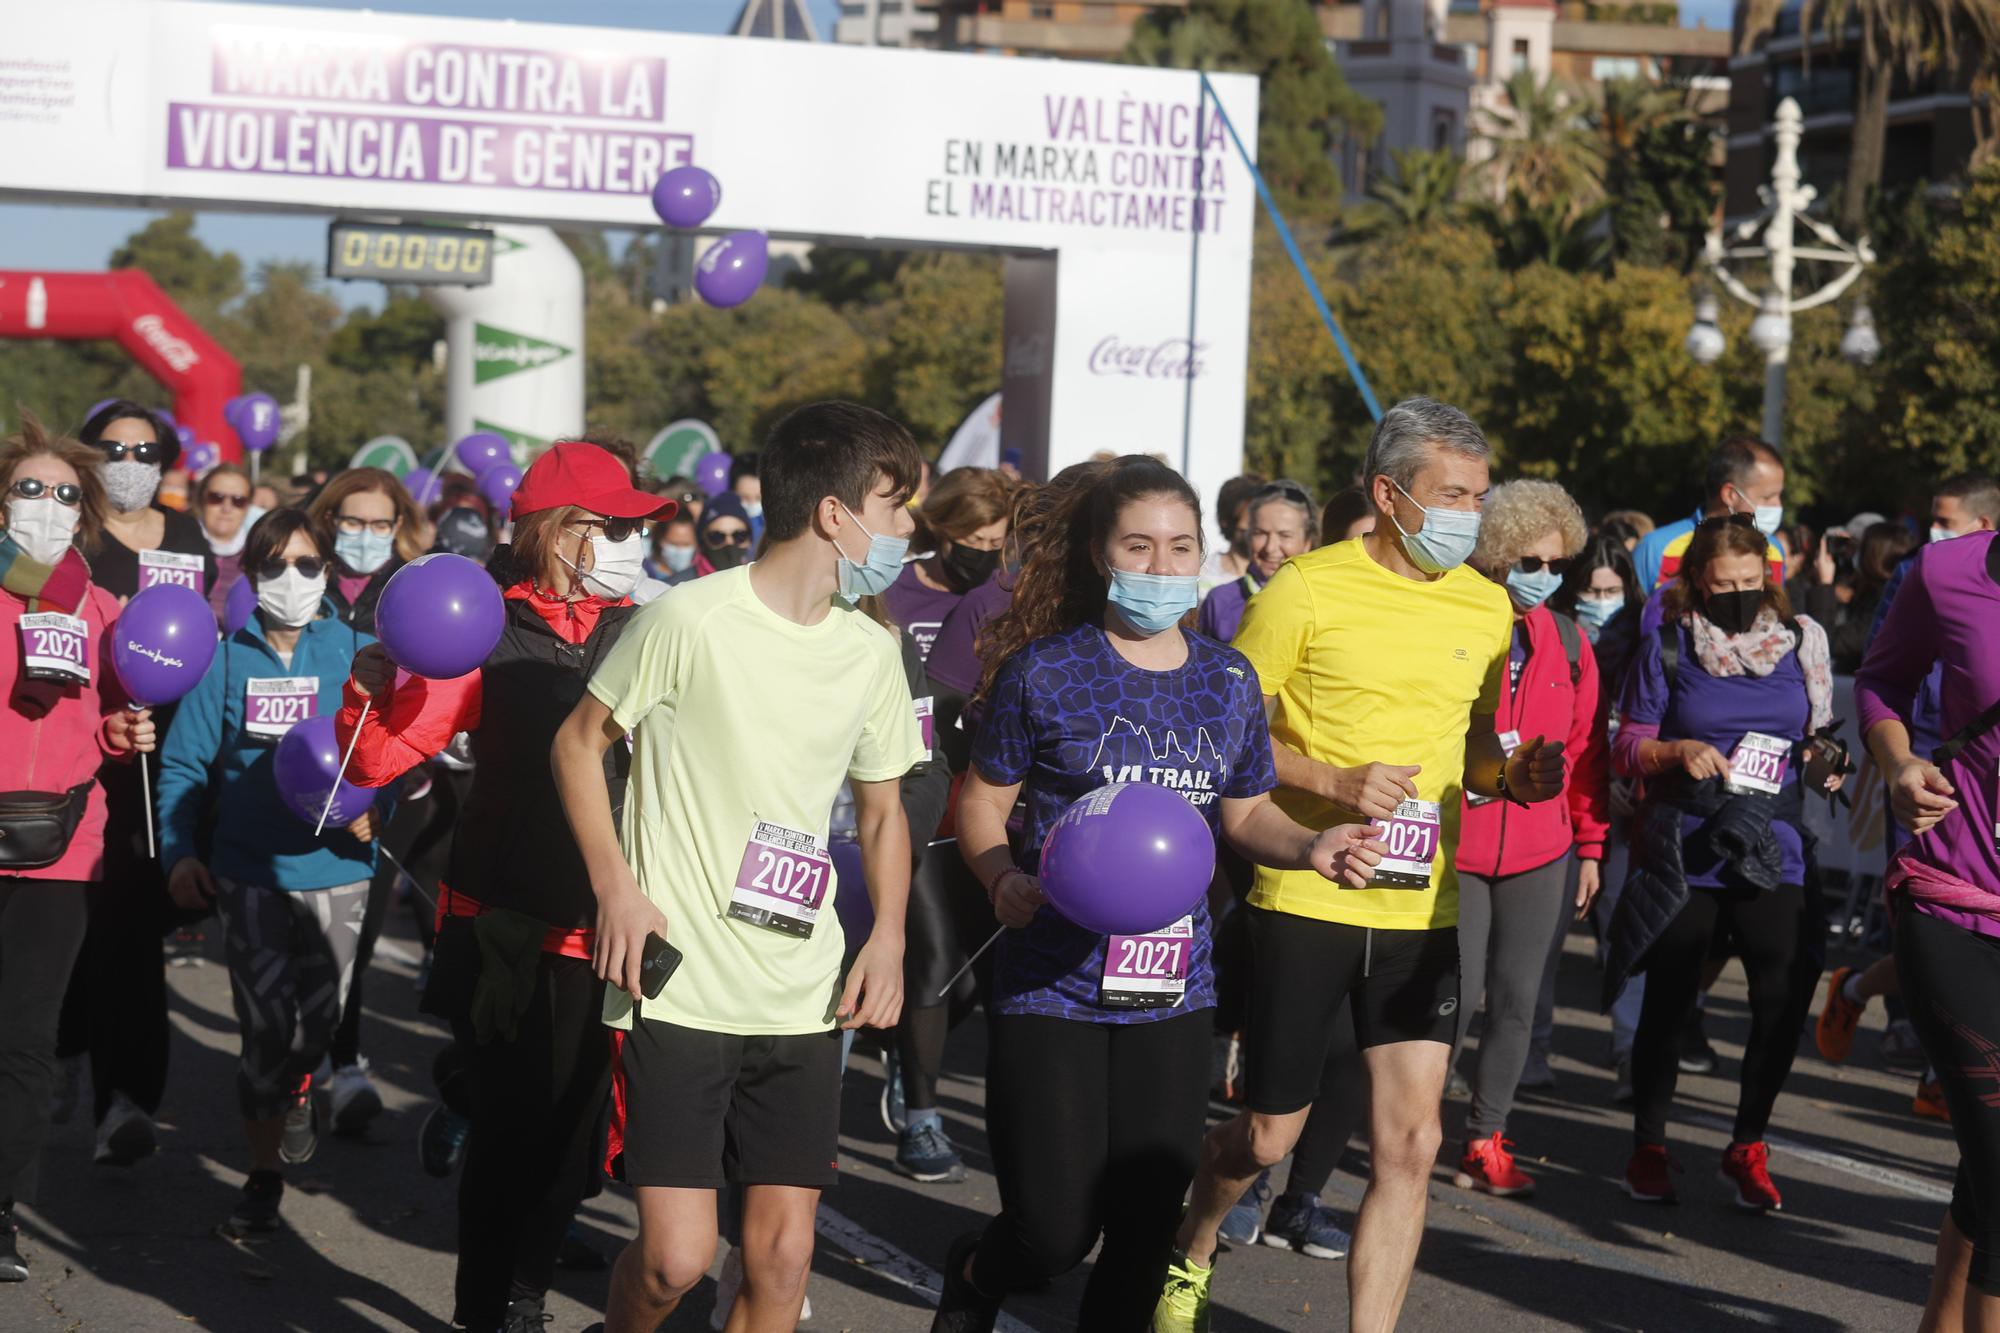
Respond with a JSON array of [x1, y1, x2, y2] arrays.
[[1622, 593, 1810, 888], [1857, 533, 2000, 937], [1195, 575, 1256, 643], [881, 562, 964, 664], [971, 621, 1277, 1023], [926, 570, 1012, 695]]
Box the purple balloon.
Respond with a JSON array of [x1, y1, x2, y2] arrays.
[[651, 165, 722, 229], [111, 584, 220, 708], [693, 451, 733, 497], [374, 553, 506, 680], [1036, 783, 1216, 937], [174, 424, 196, 455], [223, 395, 246, 428], [694, 231, 768, 309], [478, 463, 523, 513], [85, 398, 119, 425], [222, 574, 257, 635], [273, 714, 377, 828], [454, 432, 512, 478], [184, 442, 220, 474], [236, 393, 280, 452], [403, 467, 441, 508], [831, 839, 871, 940]]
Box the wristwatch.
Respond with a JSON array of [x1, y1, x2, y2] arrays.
[[1496, 759, 1530, 809]]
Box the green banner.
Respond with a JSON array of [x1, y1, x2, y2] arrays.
[[351, 434, 417, 474], [644, 419, 720, 482], [473, 322, 574, 385], [473, 418, 553, 464]]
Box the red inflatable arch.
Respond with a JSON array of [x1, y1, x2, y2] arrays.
[[0, 269, 242, 461]]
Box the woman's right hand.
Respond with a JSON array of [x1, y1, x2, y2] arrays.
[[1676, 740, 1732, 783], [992, 870, 1046, 929], [348, 643, 396, 700], [167, 857, 216, 912]]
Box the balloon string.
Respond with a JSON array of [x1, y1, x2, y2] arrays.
[[936, 924, 1006, 1000], [138, 742, 156, 861], [373, 841, 435, 915], [315, 698, 371, 836]]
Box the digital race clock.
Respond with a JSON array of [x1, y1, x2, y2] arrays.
[[326, 221, 496, 285]]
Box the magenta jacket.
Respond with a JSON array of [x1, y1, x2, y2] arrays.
[[0, 577, 132, 883], [1456, 604, 1611, 877]]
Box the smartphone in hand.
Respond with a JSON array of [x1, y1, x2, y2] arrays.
[[640, 932, 683, 1001]]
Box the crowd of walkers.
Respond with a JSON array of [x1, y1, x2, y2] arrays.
[[0, 394, 1991, 1333]]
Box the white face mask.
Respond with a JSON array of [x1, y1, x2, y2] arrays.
[[741, 499, 763, 520], [256, 566, 327, 628], [5, 496, 81, 567], [563, 529, 645, 600], [1932, 525, 1961, 545]]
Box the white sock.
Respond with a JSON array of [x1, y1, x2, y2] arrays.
[[1841, 972, 1866, 1007]]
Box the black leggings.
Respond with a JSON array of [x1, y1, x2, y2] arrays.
[[1630, 882, 1817, 1147], [971, 1011, 1210, 1332], [896, 841, 989, 1112], [1896, 907, 2000, 1295], [0, 881, 89, 1204], [1284, 1000, 1364, 1200]]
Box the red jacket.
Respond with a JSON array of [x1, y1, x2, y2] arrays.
[[1455, 604, 1610, 878]]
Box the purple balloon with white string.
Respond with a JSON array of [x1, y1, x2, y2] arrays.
[[111, 584, 219, 708], [273, 715, 378, 827], [1036, 782, 1216, 936]]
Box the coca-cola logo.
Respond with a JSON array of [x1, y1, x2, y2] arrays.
[[132, 314, 199, 373], [1088, 336, 1206, 380]]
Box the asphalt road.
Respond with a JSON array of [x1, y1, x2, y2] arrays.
[[8, 907, 1955, 1332]]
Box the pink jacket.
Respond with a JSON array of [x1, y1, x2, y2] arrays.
[[1, 579, 132, 883], [1455, 604, 1611, 878]]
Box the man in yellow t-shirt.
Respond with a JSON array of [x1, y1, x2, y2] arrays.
[[554, 402, 927, 1333], [1157, 398, 1568, 1333]]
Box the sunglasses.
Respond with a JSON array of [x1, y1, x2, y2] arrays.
[[254, 555, 327, 581], [203, 492, 251, 510], [1516, 555, 1571, 576], [1700, 512, 1760, 532], [704, 527, 752, 548], [10, 477, 83, 506], [569, 516, 644, 544], [96, 440, 162, 465]]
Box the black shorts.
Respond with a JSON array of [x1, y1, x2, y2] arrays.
[[618, 1019, 843, 1190], [1242, 904, 1460, 1115]]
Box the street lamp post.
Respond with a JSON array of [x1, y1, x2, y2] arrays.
[[1684, 97, 1877, 448]]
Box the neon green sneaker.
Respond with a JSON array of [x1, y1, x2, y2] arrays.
[[1151, 1250, 1213, 1333]]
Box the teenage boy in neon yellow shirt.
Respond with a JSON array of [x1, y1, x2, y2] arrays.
[[554, 401, 928, 1333]]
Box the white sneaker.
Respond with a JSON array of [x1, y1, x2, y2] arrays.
[[709, 1245, 811, 1327], [93, 1092, 157, 1166], [49, 1055, 84, 1126], [328, 1060, 384, 1134]]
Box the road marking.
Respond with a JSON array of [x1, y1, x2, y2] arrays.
[[1689, 1116, 1953, 1203], [814, 1204, 1041, 1333]]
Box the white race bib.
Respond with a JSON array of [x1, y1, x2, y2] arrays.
[[244, 676, 318, 741]]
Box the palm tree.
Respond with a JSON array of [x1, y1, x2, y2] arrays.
[[1590, 77, 1691, 160], [1341, 147, 1469, 239], [1474, 187, 1613, 273], [1474, 70, 1605, 219]]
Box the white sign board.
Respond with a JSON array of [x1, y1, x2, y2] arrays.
[[0, 1, 1258, 502]]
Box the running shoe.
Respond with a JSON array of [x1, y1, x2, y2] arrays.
[[93, 1092, 158, 1167], [1454, 1131, 1536, 1197], [0, 1203, 26, 1282], [419, 1103, 472, 1178], [48, 1054, 82, 1127], [1815, 966, 1864, 1064], [329, 1060, 384, 1135], [896, 1117, 967, 1184], [501, 1296, 552, 1332], [280, 1076, 319, 1166], [1718, 1141, 1783, 1212], [1518, 1046, 1557, 1090], [1150, 1250, 1213, 1333], [556, 1222, 608, 1271], [1678, 1014, 1720, 1075], [219, 1169, 284, 1240], [880, 1048, 907, 1135], [930, 1231, 1001, 1333], [1622, 1145, 1681, 1204], [1914, 1075, 1951, 1122], [1217, 1170, 1269, 1247], [1260, 1194, 1350, 1260], [1881, 1019, 1927, 1070]]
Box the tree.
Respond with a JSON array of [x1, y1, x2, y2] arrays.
[[1123, 0, 1382, 223], [108, 212, 244, 321], [1475, 70, 1604, 217], [1339, 147, 1468, 240], [872, 253, 1003, 448], [1474, 188, 1612, 273]]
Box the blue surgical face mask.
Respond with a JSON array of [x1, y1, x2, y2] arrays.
[[1106, 567, 1199, 636], [834, 504, 909, 604], [659, 542, 697, 573], [1931, 525, 1959, 545], [1505, 564, 1563, 611], [1389, 479, 1482, 574], [335, 528, 394, 575], [1574, 595, 1624, 633]]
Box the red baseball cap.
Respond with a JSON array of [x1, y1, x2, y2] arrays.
[[510, 441, 677, 523]]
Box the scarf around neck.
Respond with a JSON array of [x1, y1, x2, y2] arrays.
[[0, 531, 91, 614], [1682, 603, 1833, 732]]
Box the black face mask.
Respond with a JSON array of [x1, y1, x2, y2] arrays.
[[705, 543, 747, 572], [1702, 588, 1764, 636], [940, 543, 1000, 593]]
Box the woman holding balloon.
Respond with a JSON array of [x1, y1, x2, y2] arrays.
[[334, 440, 671, 1333], [0, 416, 156, 1282], [154, 506, 384, 1239], [932, 456, 1386, 1333]]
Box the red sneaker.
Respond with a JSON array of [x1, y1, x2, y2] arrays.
[[1719, 1141, 1783, 1212], [1623, 1144, 1681, 1203], [1454, 1131, 1536, 1197], [1914, 1075, 1951, 1122], [1814, 967, 1864, 1064]]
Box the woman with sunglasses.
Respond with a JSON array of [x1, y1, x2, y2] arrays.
[[55, 401, 218, 1172], [196, 464, 258, 625], [1449, 481, 1608, 1198], [0, 416, 155, 1281], [1196, 480, 1317, 644], [333, 441, 674, 1333], [1604, 514, 1846, 1211], [306, 468, 427, 634], [671, 492, 755, 584], [154, 507, 385, 1240]]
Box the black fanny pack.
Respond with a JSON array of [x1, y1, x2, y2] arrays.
[[0, 781, 95, 869]]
